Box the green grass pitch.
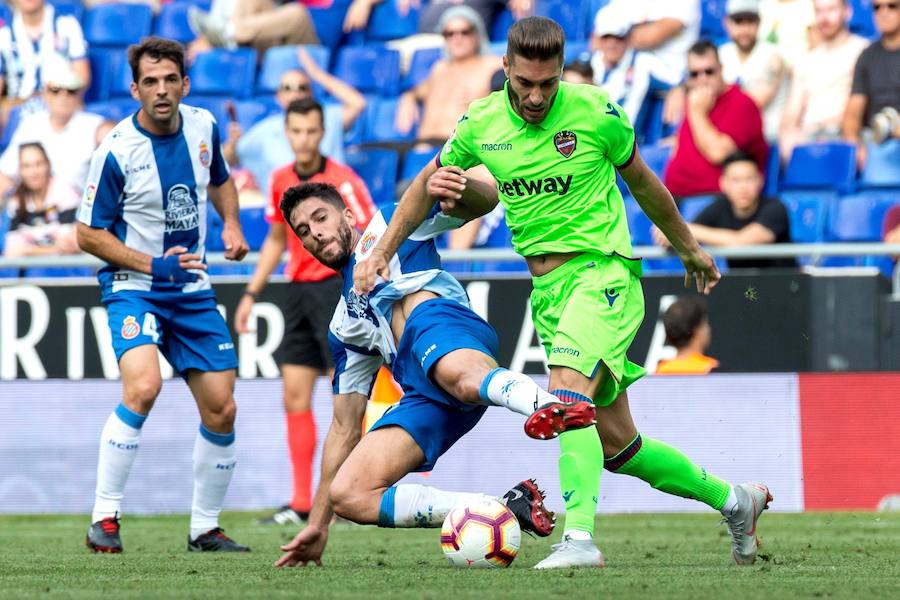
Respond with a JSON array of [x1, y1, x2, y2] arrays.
[[1, 512, 898, 599]]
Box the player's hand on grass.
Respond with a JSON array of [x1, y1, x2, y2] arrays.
[[274, 526, 328, 567], [222, 222, 249, 261], [234, 293, 254, 334], [680, 248, 720, 295], [151, 246, 205, 283], [353, 250, 390, 294]]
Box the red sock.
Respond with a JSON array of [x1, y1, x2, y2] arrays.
[[286, 410, 316, 513]]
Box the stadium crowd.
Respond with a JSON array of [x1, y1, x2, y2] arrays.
[[0, 0, 898, 275]]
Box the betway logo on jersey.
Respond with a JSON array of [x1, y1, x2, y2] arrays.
[[497, 175, 573, 197]]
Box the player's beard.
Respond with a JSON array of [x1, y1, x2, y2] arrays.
[[313, 221, 354, 270]]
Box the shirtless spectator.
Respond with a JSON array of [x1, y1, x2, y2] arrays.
[[0, 62, 108, 200], [779, 0, 869, 162], [394, 6, 501, 145], [188, 0, 318, 55], [222, 48, 366, 198], [342, 0, 533, 35], [719, 0, 789, 142], [0, 0, 90, 121], [842, 0, 900, 167]]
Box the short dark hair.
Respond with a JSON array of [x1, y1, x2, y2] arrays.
[[128, 36, 186, 82], [285, 97, 324, 124], [563, 60, 593, 80], [721, 150, 759, 172], [688, 39, 719, 61], [663, 296, 708, 349], [279, 182, 345, 226], [507, 16, 565, 64]]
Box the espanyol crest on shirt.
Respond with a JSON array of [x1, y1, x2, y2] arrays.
[[199, 141, 210, 168], [553, 130, 577, 158]]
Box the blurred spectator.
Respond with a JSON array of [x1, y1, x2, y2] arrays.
[[719, 0, 789, 142], [758, 0, 816, 69], [663, 41, 768, 198], [562, 58, 593, 85], [590, 6, 644, 120], [883, 205, 900, 264], [3, 142, 80, 258], [188, 0, 318, 54], [222, 47, 366, 198], [0, 0, 90, 119], [842, 0, 900, 166], [655, 296, 719, 375], [659, 151, 796, 269], [395, 6, 501, 144], [0, 63, 108, 199], [342, 0, 532, 35], [779, 0, 869, 162], [83, 0, 162, 12]]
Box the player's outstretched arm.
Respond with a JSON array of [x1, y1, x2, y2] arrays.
[[208, 178, 249, 261], [275, 392, 368, 568], [618, 149, 720, 294]]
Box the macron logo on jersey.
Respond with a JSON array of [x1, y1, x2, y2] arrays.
[[481, 143, 513, 151], [497, 175, 573, 197]]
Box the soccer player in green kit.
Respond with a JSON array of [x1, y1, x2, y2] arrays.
[[355, 17, 772, 569]]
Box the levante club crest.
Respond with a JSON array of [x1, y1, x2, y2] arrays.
[[553, 130, 577, 158]]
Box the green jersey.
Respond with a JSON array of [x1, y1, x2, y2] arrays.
[[438, 81, 636, 258]]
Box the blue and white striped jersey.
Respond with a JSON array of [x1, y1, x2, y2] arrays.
[[329, 204, 467, 397], [77, 104, 230, 298]]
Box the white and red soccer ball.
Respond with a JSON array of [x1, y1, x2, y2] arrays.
[[440, 499, 521, 568]]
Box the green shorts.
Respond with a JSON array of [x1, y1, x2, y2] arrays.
[[530, 252, 646, 407]]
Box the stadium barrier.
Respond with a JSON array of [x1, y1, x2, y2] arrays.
[[2, 373, 898, 515]]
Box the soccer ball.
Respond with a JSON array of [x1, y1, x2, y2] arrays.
[[440, 498, 521, 568]]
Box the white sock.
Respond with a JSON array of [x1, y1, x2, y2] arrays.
[[190, 425, 236, 540], [479, 368, 557, 416], [720, 486, 739, 516], [379, 484, 492, 528], [91, 404, 146, 523], [563, 529, 593, 541]]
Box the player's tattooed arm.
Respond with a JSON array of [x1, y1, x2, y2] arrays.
[[275, 392, 368, 567]]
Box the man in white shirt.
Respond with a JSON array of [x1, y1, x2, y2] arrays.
[[779, 0, 869, 161], [0, 0, 90, 104], [0, 63, 109, 198], [718, 0, 789, 141], [591, 4, 643, 121]]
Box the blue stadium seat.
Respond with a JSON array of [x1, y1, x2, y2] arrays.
[[23, 267, 95, 278], [640, 144, 671, 180], [781, 192, 833, 243], [239, 207, 269, 251], [0, 4, 10, 26], [189, 49, 257, 98], [85, 98, 139, 123], [85, 48, 115, 102], [234, 99, 277, 132], [335, 46, 401, 96], [184, 95, 231, 129], [564, 41, 589, 64], [400, 147, 439, 182], [363, 97, 416, 143], [488, 41, 506, 56], [860, 140, 900, 188], [491, 8, 514, 42], [865, 254, 895, 278], [535, 0, 584, 41], [849, 0, 877, 39], [83, 4, 153, 47], [700, 0, 728, 45], [207, 210, 225, 252], [366, 0, 420, 41], [345, 148, 400, 207], [404, 47, 442, 90], [623, 195, 653, 246], [256, 45, 331, 95], [308, 0, 353, 49], [827, 192, 897, 241], [680, 195, 715, 222], [764, 141, 781, 198], [154, 2, 196, 43], [782, 142, 857, 193], [107, 50, 135, 98]]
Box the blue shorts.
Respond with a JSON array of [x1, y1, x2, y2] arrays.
[[104, 290, 238, 377], [370, 298, 499, 471]]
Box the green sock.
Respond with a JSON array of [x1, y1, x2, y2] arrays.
[[558, 426, 604, 535], [605, 435, 731, 510]]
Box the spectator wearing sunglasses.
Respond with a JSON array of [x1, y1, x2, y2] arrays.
[[718, 0, 788, 142], [842, 0, 900, 167], [780, 0, 868, 162], [664, 40, 768, 198], [0, 60, 109, 200], [394, 6, 501, 146], [222, 47, 366, 199]]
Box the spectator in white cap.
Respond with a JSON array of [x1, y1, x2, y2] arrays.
[[0, 0, 90, 121], [718, 0, 789, 142], [0, 58, 110, 200], [590, 4, 646, 121]]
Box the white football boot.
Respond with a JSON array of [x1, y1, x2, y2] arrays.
[[533, 535, 605, 569], [722, 482, 774, 565]]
